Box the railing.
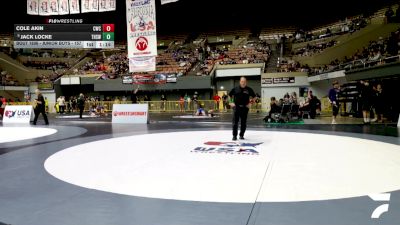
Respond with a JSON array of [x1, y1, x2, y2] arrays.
[[4, 100, 264, 114], [309, 54, 400, 76]]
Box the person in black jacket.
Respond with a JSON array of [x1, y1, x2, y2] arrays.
[[228, 77, 256, 140], [359, 80, 373, 124], [33, 89, 49, 125], [373, 84, 385, 123], [263, 97, 281, 122], [77, 93, 85, 119], [131, 85, 139, 103]]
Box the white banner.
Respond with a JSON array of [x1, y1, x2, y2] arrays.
[[48, 0, 59, 15], [2, 105, 34, 124], [107, 0, 116, 11], [160, 0, 178, 4], [129, 56, 156, 72], [92, 0, 99, 11], [398, 113, 400, 128], [112, 104, 149, 124], [69, 0, 80, 14], [81, 0, 99, 13], [39, 0, 50, 16], [99, 0, 116, 11], [30, 0, 115, 15], [27, 0, 39, 15], [58, 0, 70, 15], [126, 0, 157, 58], [99, 0, 107, 11]]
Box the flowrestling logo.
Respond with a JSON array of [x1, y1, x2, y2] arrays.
[[191, 141, 263, 155], [113, 111, 147, 117], [4, 110, 30, 118]]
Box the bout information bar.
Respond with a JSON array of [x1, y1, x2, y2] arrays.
[[14, 24, 115, 49]]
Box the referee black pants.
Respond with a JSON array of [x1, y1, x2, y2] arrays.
[[232, 106, 249, 138], [33, 108, 49, 125], [79, 106, 84, 118]]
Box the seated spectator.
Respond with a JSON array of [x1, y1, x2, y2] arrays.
[[263, 97, 281, 122], [385, 7, 395, 23], [299, 90, 320, 119]]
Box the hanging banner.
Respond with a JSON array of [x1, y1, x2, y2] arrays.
[[126, 0, 157, 58], [39, 0, 50, 16], [27, 0, 39, 15], [99, 0, 116, 11], [82, 0, 99, 13], [48, 0, 59, 15], [132, 74, 166, 85], [29, 0, 115, 15], [273, 77, 295, 84], [69, 0, 80, 14], [128, 56, 156, 72], [58, 0, 70, 15], [99, 0, 107, 11], [92, 0, 99, 11], [107, 0, 116, 11]]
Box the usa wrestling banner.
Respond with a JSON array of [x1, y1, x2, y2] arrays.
[[126, 0, 157, 72]]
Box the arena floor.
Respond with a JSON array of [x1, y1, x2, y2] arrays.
[[0, 113, 399, 225]]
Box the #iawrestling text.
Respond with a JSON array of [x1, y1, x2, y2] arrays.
[[20, 34, 53, 40]]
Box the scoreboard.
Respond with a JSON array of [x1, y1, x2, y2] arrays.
[[14, 24, 115, 49]]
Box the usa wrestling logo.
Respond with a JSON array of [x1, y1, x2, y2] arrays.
[[4, 110, 16, 118], [191, 141, 263, 155]]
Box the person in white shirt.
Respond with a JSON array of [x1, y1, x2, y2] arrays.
[[57, 96, 66, 114]]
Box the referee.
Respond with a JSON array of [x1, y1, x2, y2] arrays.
[[229, 77, 256, 140]]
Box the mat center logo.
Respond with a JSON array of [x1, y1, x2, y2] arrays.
[[192, 141, 263, 155], [4, 110, 30, 118], [135, 36, 148, 51]]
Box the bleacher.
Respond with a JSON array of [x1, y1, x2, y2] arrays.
[[259, 27, 296, 41], [0, 32, 12, 48], [75, 49, 197, 77], [199, 28, 251, 43], [1, 70, 19, 86], [157, 33, 189, 46]]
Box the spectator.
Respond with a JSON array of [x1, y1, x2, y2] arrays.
[[57, 96, 65, 114], [44, 97, 49, 112], [213, 93, 221, 110], [385, 7, 395, 23], [114, 97, 121, 104], [77, 93, 85, 119], [183, 93, 189, 111], [179, 96, 184, 112], [328, 81, 340, 124], [359, 80, 373, 124], [263, 97, 281, 122], [0, 96, 3, 118], [300, 90, 320, 119], [161, 94, 167, 112], [254, 93, 261, 113], [373, 84, 385, 123], [222, 93, 228, 111], [290, 92, 298, 104], [192, 92, 199, 109], [131, 85, 139, 104]]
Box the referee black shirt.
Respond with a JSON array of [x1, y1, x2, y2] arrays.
[[229, 86, 256, 106]]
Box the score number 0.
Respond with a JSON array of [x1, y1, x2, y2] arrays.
[[102, 24, 114, 32]]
